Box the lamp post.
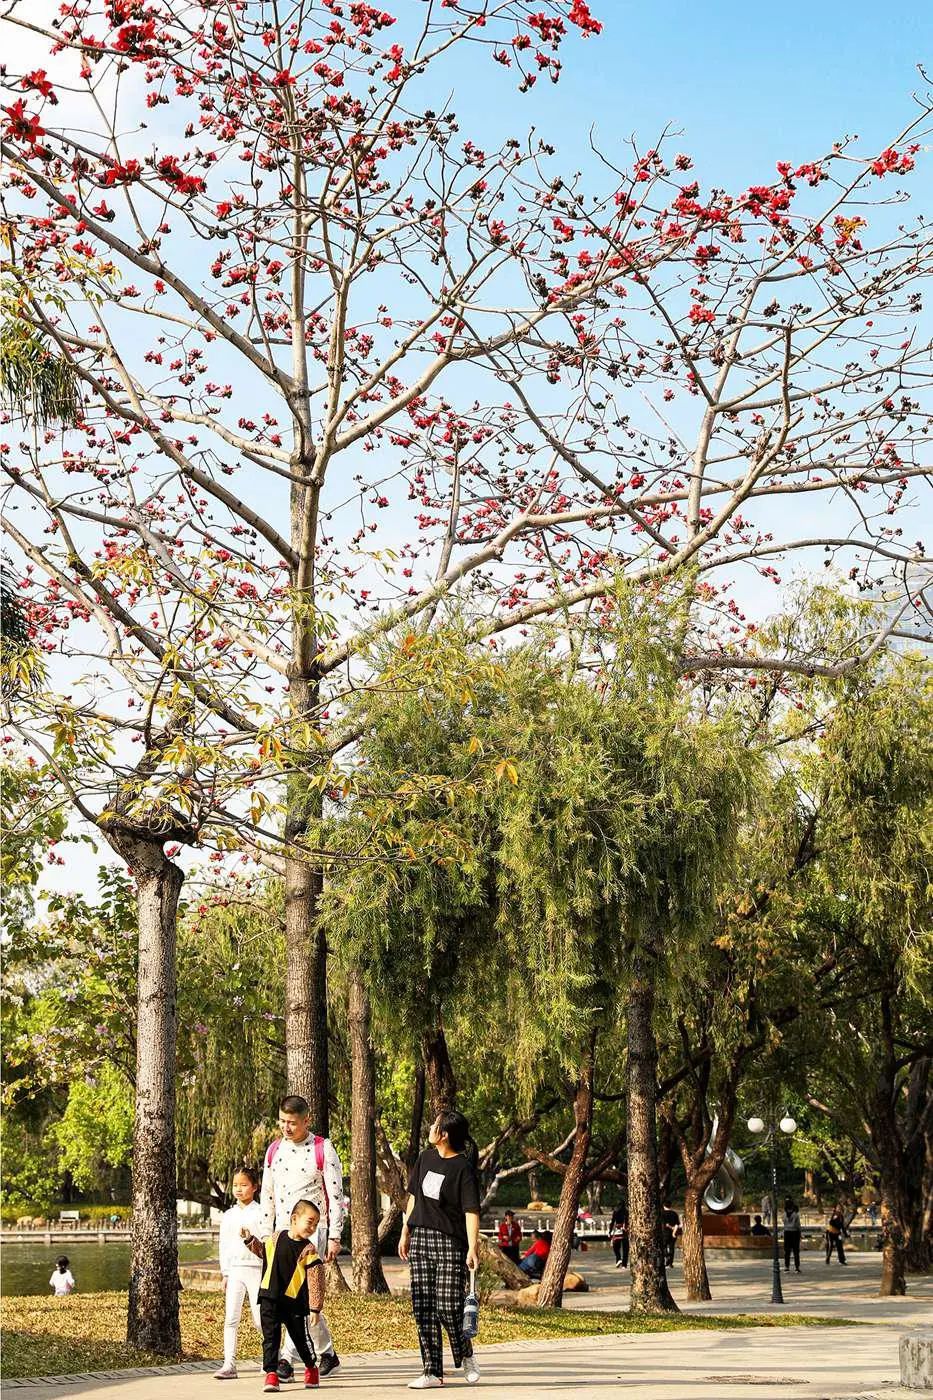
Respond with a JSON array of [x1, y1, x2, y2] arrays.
[[747, 1111, 797, 1305]]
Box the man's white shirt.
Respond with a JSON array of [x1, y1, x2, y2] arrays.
[[260, 1134, 346, 1239]]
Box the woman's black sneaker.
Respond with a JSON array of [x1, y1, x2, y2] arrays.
[[318, 1354, 340, 1378], [277, 1360, 295, 1382]]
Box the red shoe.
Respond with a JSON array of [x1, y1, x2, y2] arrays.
[[303, 1368, 319, 1389], [264, 1374, 280, 1392]]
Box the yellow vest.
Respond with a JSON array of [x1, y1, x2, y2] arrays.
[[260, 1233, 319, 1300]]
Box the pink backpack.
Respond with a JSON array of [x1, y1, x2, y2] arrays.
[[265, 1134, 329, 1221]]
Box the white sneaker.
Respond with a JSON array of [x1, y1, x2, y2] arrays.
[[213, 1365, 238, 1380], [408, 1377, 444, 1390], [462, 1355, 480, 1385]]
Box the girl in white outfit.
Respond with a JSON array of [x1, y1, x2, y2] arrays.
[[214, 1166, 266, 1380]]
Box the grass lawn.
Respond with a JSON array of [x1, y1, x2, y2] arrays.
[[0, 1291, 850, 1380]]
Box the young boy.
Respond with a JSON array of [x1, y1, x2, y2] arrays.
[[243, 1200, 324, 1392], [260, 1094, 344, 1379]]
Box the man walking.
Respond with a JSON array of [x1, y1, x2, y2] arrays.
[[261, 1095, 346, 1379]]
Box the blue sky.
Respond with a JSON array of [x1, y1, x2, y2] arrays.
[[452, 0, 931, 190]]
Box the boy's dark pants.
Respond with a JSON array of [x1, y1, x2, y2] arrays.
[[259, 1299, 317, 1373]]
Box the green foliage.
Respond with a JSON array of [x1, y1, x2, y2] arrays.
[[2, 853, 286, 1203], [0, 316, 81, 427], [0, 575, 47, 698], [174, 882, 286, 1187], [0, 1117, 62, 1211], [53, 1065, 134, 1192], [322, 631, 756, 1113], [815, 655, 932, 980]]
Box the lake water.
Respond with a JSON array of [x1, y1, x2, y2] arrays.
[[1, 1241, 215, 1296]]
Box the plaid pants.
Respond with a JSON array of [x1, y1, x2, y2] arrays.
[[409, 1227, 473, 1379]]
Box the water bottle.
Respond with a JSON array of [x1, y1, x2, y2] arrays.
[[462, 1270, 479, 1339]]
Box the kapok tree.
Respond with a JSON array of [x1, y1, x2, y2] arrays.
[[0, 0, 615, 1134], [6, 4, 931, 1133], [3, 0, 932, 1329], [1, 0, 608, 1347]]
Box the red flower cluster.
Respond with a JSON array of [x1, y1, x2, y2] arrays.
[[871, 146, 915, 177], [567, 0, 602, 34], [156, 154, 206, 197], [113, 20, 159, 55], [22, 70, 57, 102], [101, 158, 142, 185], [3, 99, 45, 147]]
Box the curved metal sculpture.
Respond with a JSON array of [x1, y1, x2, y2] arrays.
[[702, 1117, 745, 1213]]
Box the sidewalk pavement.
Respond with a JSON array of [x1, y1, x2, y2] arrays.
[[4, 1250, 930, 1400], [1, 1324, 927, 1400]]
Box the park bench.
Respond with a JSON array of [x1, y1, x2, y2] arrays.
[[59, 1210, 80, 1224]]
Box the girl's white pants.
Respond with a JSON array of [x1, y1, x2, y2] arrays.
[[223, 1265, 262, 1368]]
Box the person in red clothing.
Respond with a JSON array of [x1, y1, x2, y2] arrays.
[[518, 1229, 551, 1279], [496, 1211, 523, 1264]]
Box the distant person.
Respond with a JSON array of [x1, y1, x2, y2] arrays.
[[49, 1256, 74, 1296], [214, 1165, 265, 1381], [609, 1201, 629, 1268], [662, 1202, 681, 1267], [761, 1193, 772, 1227], [241, 1199, 324, 1393], [825, 1205, 848, 1265], [783, 1198, 802, 1272], [750, 1214, 770, 1237], [260, 1094, 344, 1380], [496, 1210, 522, 1264], [867, 1201, 878, 1229], [399, 1108, 481, 1389], [519, 1229, 551, 1279]]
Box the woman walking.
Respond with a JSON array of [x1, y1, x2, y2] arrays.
[[399, 1110, 481, 1390], [783, 1197, 802, 1273], [825, 1204, 848, 1265]]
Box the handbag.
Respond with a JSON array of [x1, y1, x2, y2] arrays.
[[462, 1268, 479, 1339]]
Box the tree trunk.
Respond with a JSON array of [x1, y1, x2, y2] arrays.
[[905, 1057, 932, 1274], [879, 1197, 907, 1296], [537, 1033, 596, 1309], [406, 1063, 427, 1170], [657, 1115, 675, 1203], [871, 1007, 925, 1295], [124, 841, 183, 1354], [283, 847, 328, 1131], [479, 1236, 528, 1290], [348, 972, 389, 1294], [422, 1025, 456, 1116], [627, 947, 677, 1314], [681, 1185, 711, 1302]]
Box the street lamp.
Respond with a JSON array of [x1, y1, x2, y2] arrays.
[[747, 1111, 797, 1304]]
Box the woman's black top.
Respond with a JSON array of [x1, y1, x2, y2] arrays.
[[407, 1145, 480, 1247]]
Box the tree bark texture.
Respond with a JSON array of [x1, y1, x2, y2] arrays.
[[348, 973, 389, 1294], [681, 1186, 711, 1302], [422, 1025, 457, 1116], [479, 1236, 530, 1290], [627, 947, 678, 1313], [871, 999, 930, 1293], [536, 1033, 596, 1309], [125, 843, 184, 1354], [283, 832, 328, 1129]]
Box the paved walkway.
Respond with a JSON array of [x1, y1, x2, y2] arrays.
[[4, 1250, 930, 1400], [1, 1325, 926, 1400]]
